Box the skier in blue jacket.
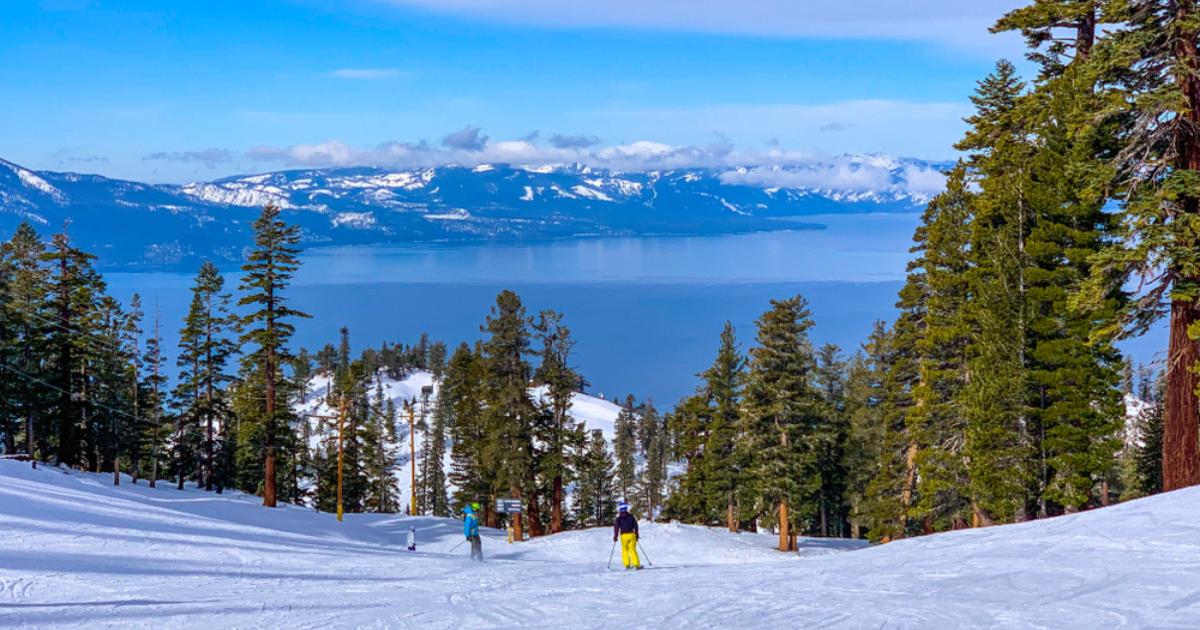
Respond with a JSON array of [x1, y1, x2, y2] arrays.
[[463, 503, 483, 561]]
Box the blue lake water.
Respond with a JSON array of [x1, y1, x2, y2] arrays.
[[104, 213, 1165, 406]]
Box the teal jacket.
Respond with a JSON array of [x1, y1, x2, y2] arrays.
[[464, 511, 480, 538]]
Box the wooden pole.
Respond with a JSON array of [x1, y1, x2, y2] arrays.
[[408, 402, 416, 516], [304, 408, 342, 522], [337, 396, 345, 522]]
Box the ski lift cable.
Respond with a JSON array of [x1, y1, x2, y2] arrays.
[[0, 300, 144, 356], [0, 360, 141, 420]]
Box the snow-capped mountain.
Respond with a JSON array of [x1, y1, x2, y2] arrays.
[[0, 156, 949, 266]]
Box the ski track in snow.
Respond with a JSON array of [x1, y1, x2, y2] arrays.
[[2, 460, 1200, 628]]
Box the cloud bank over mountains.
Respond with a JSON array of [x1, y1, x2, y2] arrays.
[[156, 130, 949, 199]]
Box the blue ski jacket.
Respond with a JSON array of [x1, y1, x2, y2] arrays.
[[464, 511, 480, 539]]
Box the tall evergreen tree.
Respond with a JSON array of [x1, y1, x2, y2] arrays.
[[42, 229, 105, 469], [742, 295, 822, 550], [613, 395, 638, 505], [446, 343, 489, 514], [812, 343, 849, 537], [573, 428, 616, 527], [479, 290, 538, 538], [701, 321, 746, 531], [142, 307, 169, 488], [840, 326, 893, 539], [958, 61, 1037, 524], [1078, 0, 1200, 491], [904, 166, 974, 531], [238, 205, 310, 507], [0, 223, 50, 464], [532, 309, 581, 533]]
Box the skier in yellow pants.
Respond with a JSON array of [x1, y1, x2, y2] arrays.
[[613, 502, 642, 570]]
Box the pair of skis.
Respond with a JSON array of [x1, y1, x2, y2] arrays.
[[606, 539, 652, 570]]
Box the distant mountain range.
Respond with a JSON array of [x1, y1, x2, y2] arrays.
[[0, 155, 948, 267]]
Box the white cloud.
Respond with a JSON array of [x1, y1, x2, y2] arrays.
[[328, 68, 406, 80], [247, 141, 355, 167], [378, 0, 1025, 50], [902, 164, 950, 196], [719, 163, 894, 193], [145, 148, 235, 169]]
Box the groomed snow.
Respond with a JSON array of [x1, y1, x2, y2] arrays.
[[3, 459, 1200, 628]]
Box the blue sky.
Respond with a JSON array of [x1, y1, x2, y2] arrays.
[[1, 0, 1025, 182]]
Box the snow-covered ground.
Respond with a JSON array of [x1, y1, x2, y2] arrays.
[[3, 460, 1200, 628]]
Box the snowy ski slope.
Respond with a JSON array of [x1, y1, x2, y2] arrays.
[[2, 459, 1199, 628]]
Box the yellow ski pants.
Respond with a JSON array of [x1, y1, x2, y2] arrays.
[[620, 533, 640, 568]]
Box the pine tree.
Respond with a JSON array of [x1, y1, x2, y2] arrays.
[[120, 294, 145, 484], [701, 322, 746, 531], [0, 223, 50, 465], [42, 229, 106, 469], [841, 331, 890, 539], [958, 61, 1037, 524], [993, 0, 1098, 78], [423, 377, 449, 516], [1076, 0, 1200, 491], [742, 295, 822, 550], [904, 165, 974, 531], [861, 318, 918, 541], [573, 428, 616, 527], [446, 343, 489, 513], [663, 393, 714, 523], [613, 395, 638, 505], [92, 295, 133, 484], [812, 343, 849, 537], [532, 309, 581, 533], [1135, 376, 1165, 496], [292, 348, 315, 404], [479, 291, 538, 537], [237, 205, 310, 507], [638, 401, 668, 518], [142, 306, 169, 488]]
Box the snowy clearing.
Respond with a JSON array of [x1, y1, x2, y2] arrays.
[[2, 460, 1199, 628]]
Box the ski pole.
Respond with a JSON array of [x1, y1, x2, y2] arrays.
[[607, 540, 617, 569], [449, 538, 468, 553], [637, 541, 652, 567]]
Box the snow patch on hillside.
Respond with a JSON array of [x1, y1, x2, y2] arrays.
[[182, 182, 293, 208]]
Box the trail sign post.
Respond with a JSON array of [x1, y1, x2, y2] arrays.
[[495, 499, 522, 514]]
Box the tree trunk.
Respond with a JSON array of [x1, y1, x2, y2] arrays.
[[727, 497, 738, 533], [510, 487, 523, 542], [176, 412, 186, 491], [901, 439, 918, 514], [1162, 0, 1200, 493], [777, 500, 790, 552], [263, 349, 277, 507], [971, 502, 994, 528], [1163, 299, 1200, 490], [820, 501, 828, 537], [527, 491, 543, 537], [485, 501, 499, 529], [550, 475, 564, 534], [850, 519, 860, 540]]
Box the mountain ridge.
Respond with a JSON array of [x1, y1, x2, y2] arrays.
[[0, 155, 949, 267]]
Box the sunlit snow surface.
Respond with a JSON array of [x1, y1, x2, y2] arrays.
[[3, 459, 1199, 628]]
